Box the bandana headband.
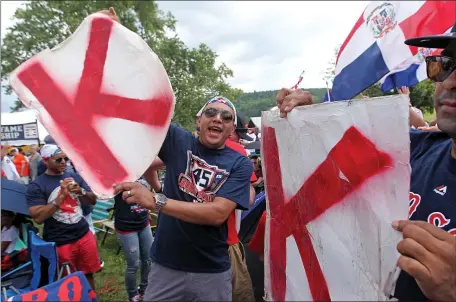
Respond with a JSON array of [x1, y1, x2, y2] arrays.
[[196, 96, 238, 125], [40, 144, 63, 159]]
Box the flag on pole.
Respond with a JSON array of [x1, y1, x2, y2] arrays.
[[331, 1, 455, 101], [291, 70, 305, 90], [323, 81, 332, 102], [379, 43, 444, 92]]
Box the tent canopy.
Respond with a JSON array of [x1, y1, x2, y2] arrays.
[[1, 110, 49, 146]]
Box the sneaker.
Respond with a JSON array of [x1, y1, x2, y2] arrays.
[[129, 294, 142, 302], [100, 259, 105, 268]]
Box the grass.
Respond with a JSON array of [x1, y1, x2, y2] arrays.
[[94, 230, 128, 302], [34, 223, 130, 301]]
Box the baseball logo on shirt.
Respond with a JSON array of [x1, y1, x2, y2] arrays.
[[408, 192, 421, 218], [427, 211, 451, 228], [48, 187, 83, 224], [178, 151, 230, 203]]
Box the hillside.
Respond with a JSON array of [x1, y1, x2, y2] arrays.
[[233, 88, 327, 119]]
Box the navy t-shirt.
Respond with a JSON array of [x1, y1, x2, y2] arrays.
[[150, 124, 253, 273], [394, 129, 456, 301], [26, 172, 91, 246], [114, 178, 150, 233]]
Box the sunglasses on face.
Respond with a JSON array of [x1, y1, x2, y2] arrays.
[[426, 55, 456, 82], [54, 157, 69, 164], [203, 108, 234, 123]]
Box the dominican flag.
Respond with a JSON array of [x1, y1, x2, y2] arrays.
[[379, 43, 444, 92], [332, 1, 456, 102]]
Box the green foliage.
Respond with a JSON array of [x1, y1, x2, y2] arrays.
[[233, 88, 328, 119], [409, 79, 435, 112], [1, 0, 241, 130]]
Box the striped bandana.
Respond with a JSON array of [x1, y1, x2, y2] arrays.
[[40, 144, 63, 159], [196, 96, 238, 125]]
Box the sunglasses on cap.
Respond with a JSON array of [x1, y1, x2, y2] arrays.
[[203, 108, 234, 123], [54, 157, 69, 164], [426, 56, 456, 82]]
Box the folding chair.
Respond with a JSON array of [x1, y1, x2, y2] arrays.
[[1, 231, 71, 301], [92, 199, 116, 245]]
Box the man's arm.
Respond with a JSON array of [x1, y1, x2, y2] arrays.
[[20, 160, 26, 177], [27, 179, 73, 224], [29, 204, 61, 225], [79, 193, 97, 205], [71, 174, 97, 205], [161, 197, 237, 226], [249, 185, 255, 206], [143, 157, 165, 188], [252, 176, 264, 186]]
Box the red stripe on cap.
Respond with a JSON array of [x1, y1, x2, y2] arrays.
[[400, 1, 456, 55], [337, 13, 365, 64]]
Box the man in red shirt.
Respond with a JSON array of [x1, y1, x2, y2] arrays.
[[225, 116, 256, 302], [11, 148, 30, 184]]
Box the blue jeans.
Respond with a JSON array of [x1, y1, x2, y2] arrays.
[[117, 226, 153, 299]]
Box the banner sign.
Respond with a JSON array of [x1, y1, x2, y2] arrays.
[[7, 271, 97, 302], [9, 12, 175, 198], [1, 122, 39, 142], [262, 95, 411, 301]]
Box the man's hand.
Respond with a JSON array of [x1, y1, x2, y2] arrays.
[[113, 182, 156, 211], [418, 125, 441, 132], [58, 178, 75, 200], [275, 88, 314, 118], [98, 7, 119, 22], [393, 220, 456, 301]]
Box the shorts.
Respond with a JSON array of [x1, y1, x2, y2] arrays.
[[56, 231, 101, 275], [144, 262, 232, 301], [229, 242, 255, 302]]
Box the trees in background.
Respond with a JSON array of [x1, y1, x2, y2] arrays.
[[1, 0, 241, 130]]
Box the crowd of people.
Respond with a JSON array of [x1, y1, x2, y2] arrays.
[[1, 7, 455, 302]]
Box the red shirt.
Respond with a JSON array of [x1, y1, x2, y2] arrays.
[[249, 211, 266, 257], [13, 154, 29, 177], [225, 140, 257, 245]]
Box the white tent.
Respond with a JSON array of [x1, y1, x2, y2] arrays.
[[1, 110, 49, 146]]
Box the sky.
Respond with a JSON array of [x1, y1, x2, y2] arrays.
[[0, 0, 368, 112]]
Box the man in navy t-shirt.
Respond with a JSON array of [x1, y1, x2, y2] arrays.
[[114, 96, 253, 301], [273, 25, 456, 301], [26, 144, 101, 290]]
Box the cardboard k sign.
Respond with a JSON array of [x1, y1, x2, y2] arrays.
[[262, 95, 410, 301], [9, 13, 175, 198]]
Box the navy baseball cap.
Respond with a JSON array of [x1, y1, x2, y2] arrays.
[[405, 23, 456, 49]]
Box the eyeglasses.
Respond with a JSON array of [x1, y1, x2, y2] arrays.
[[54, 157, 69, 164], [426, 55, 456, 82], [203, 108, 234, 123]]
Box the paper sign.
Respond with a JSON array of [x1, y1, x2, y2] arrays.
[[262, 95, 410, 301], [9, 13, 175, 198]]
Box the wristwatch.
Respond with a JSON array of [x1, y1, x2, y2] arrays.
[[154, 193, 168, 214]]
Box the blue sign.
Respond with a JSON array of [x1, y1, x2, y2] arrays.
[[1, 122, 39, 142]]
